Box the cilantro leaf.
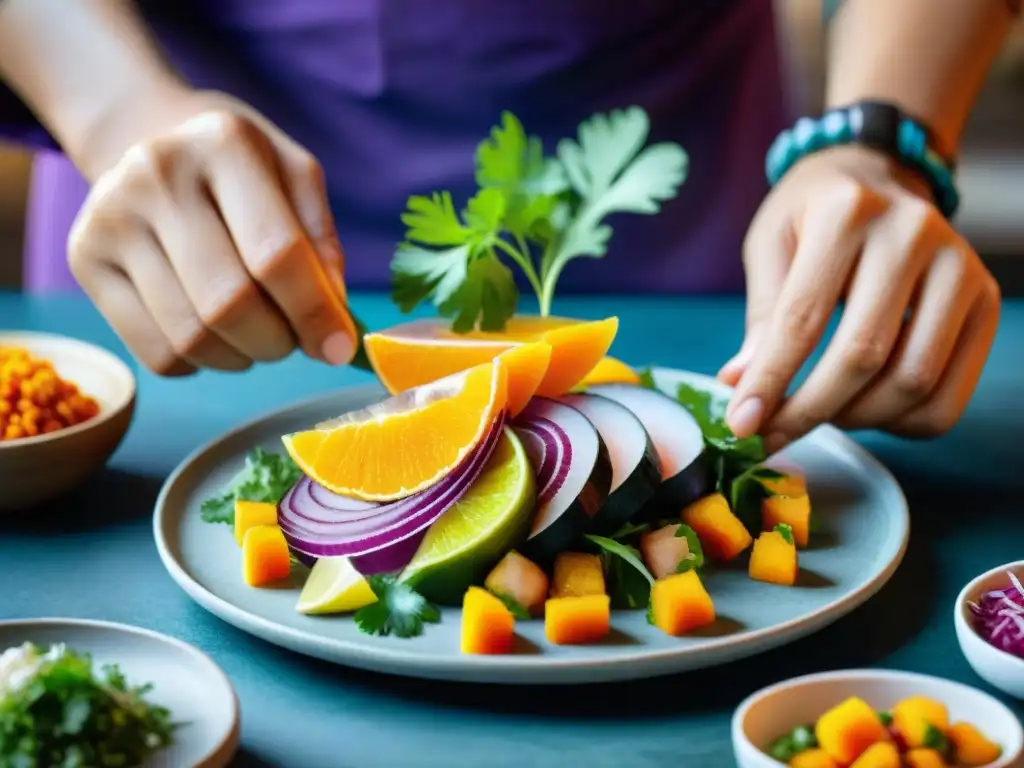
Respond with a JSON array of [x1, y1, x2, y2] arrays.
[[400, 192, 468, 246], [584, 533, 655, 610], [354, 575, 441, 638], [923, 724, 951, 758], [438, 254, 519, 332], [674, 523, 705, 573], [487, 589, 532, 620], [774, 523, 795, 545], [200, 447, 301, 524], [0, 644, 174, 766]]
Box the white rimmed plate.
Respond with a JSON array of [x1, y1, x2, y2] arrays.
[[0, 618, 239, 767], [153, 369, 909, 684]]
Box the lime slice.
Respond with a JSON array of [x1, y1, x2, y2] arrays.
[[296, 556, 377, 615], [401, 428, 536, 605]]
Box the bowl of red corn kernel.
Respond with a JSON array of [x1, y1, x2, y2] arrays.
[[0, 331, 135, 511]]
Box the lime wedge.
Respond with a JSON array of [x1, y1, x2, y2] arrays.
[[296, 556, 377, 615], [401, 428, 536, 605]]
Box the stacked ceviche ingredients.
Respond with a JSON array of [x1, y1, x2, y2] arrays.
[[200, 106, 817, 653], [765, 694, 1003, 768], [968, 571, 1024, 659], [0, 643, 173, 766]]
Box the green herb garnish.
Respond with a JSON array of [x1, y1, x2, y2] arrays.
[[354, 574, 442, 638], [673, 523, 705, 573], [487, 590, 532, 621], [774, 523, 795, 545], [0, 643, 174, 767], [390, 108, 688, 329], [878, 710, 893, 726], [729, 465, 784, 532], [923, 723, 952, 758], [767, 723, 817, 762], [584, 533, 655, 610], [609, 521, 651, 541], [200, 447, 302, 524]]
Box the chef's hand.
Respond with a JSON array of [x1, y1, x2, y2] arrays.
[[68, 87, 357, 376], [720, 146, 1000, 452]]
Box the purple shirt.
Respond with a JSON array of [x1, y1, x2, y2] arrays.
[[2, 0, 787, 294]]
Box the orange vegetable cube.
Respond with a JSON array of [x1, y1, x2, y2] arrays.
[[849, 740, 900, 768], [551, 552, 605, 598], [789, 749, 839, 768], [948, 721, 1002, 766], [761, 493, 812, 547], [649, 570, 715, 636], [904, 748, 948, 768], [242, 524, 292, 587], [234, 500, 279, 547], [892, 696, 949, 749], [545, 594, 610, 645], [461, 587, 515, 655], [815, 696, 887, 764], [761, 472, 807, 497], [680, 493, 752, 561], [484, 551, 549, 616], [749, 526, 799, 586]]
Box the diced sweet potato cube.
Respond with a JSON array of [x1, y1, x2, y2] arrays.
[[649, 570, 715, 636], [484, 551, 548, 616], [790, 749, 840, 768], [749, 528, 799, 586], [761, 493, 812, 547], [948, 721, 1002, 766], [904, 748, 948, 768], [762, 472, 807, 497], [892, 696, 949, 749], [815, 696, 887, 765], [849, 740, 900, 768], [680, 493, 752, 561], [234, 500, 279, 547], [461, 587, 515, 655], [551, 552, 605, 598], [544, 594, 610, 644], [242, 524, 291, 587]]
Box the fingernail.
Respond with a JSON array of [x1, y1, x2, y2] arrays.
[[321, 330, 355, 366], [726, 396, 764, 437], [764, 432, 789, 455]]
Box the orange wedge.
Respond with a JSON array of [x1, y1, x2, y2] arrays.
[[364, 316, 618, 398], [282, 359, 508, 500], [574, 356, 640, 389], [497, 342, 551, 416]]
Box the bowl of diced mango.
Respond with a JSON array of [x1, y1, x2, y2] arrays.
[[0, 331, 135, 511], [732, 669, 1023, 768]]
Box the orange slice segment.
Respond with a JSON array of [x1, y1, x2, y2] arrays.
[[573, 356, 640, 390], [363, 316, 617, 398], [282, 359, 508, 501], [497, 342, 551, 417]]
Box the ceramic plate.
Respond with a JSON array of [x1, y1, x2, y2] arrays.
[[0, 618, 239, 766], [153, 369, 909, 684]]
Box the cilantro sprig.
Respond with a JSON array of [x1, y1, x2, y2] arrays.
[[200, 447, 302, 524], [354, 575, 442, 638], [0, 644, 174, 767], [584, 533, 655, 610], [391, 108, 688, 330]]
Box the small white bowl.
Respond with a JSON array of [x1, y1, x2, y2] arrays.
[[955, 560, 1024, 700], [0, 331, 135, 511], [732, 669, 1023, 768]]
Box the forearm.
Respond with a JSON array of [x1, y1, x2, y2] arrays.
[[827, 0, 1017, 157], [0, 0, 185, 179]]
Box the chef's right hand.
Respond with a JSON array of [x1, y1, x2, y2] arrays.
[[68, 88, 357, 376]]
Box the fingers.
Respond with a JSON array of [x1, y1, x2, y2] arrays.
[[833, 243, 978, 429], [761, 199, 939, 447], [725, 182, 880, 437], [887, 275, 1001, 437], [186, 113, 357, 365]]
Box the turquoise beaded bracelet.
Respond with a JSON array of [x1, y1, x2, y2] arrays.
[[765, 101, 960, 218]]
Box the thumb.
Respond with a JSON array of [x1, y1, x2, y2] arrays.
[[717, 226, 791, 386]]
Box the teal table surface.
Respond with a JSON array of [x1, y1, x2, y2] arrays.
[[2, 292, 1023, 768]]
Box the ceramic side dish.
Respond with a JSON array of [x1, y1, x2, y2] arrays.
[[732, 669, 1024, 768], [0, 331, 135, 511], [153, 368, 910, 685], [0, 618, 240, 768], [955, 559, 1024, 700]]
